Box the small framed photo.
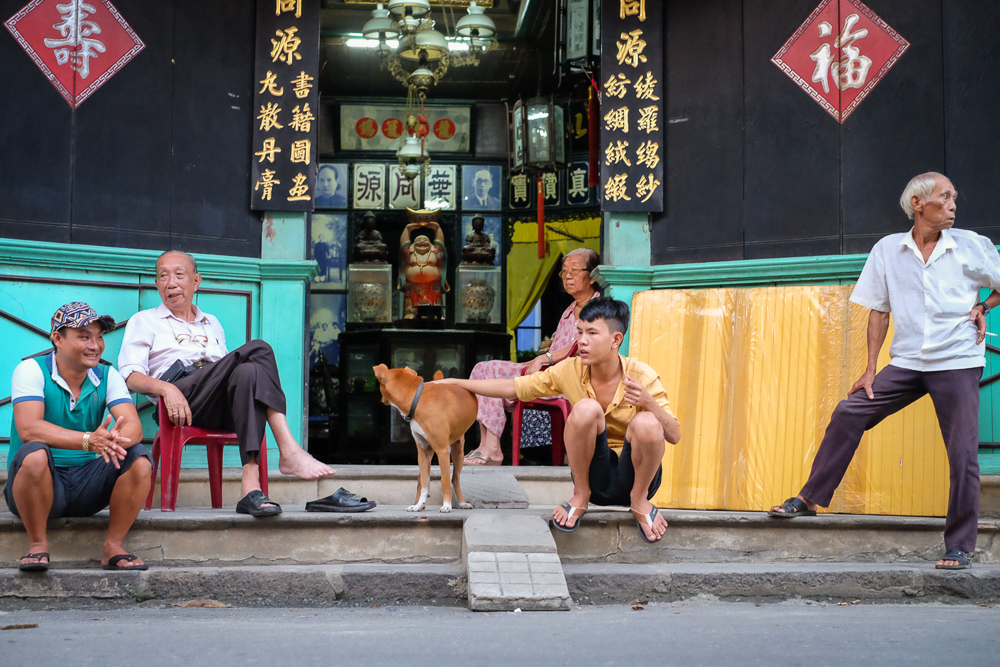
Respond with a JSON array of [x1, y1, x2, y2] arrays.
[[462, 165, 502, 211], [310, 213, 348, 289], [309, 293, 346, 370], [315, 163, 348, 208]]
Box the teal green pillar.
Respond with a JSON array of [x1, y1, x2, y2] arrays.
[[598, 211, 651, 355]]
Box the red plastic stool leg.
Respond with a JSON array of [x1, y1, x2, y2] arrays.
[[206, 444, 224, 509], [144, 434, 161, 511]]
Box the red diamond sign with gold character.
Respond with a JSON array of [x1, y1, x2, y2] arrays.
[[771, 0, 908, 123], [5, 0, 144, 108]]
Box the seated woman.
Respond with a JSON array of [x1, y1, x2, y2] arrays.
[[464, 248, 601, 465]]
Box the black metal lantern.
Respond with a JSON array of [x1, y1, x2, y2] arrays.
[[509, 96, 567, 174]]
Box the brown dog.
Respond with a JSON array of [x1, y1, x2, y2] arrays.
[[373, 364, 477, 512]]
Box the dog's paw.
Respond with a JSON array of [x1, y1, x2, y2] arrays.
[[458, 502, 473, 510], [406, 504, 424, 512], [439, 504, 452, 513]]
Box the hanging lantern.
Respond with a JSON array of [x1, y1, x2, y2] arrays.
[[510, 96, 567, 174]]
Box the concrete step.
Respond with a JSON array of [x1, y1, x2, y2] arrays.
[[2, 562, 999, 607]]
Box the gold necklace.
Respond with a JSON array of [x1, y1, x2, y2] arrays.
[[414, 249, 431, 271]]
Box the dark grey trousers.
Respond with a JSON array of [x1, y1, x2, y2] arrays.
[[172, 340, 286, 466], [799, 364, 982, 554]]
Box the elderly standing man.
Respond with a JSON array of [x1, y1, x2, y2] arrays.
[[5, 303, 150, 571], [768, 173, 1000, 571], [119, 251, 338, 517]]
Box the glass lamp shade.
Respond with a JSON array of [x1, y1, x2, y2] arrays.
[[407, 66, 436, 91], [456, 1, 496, 40], [362, 15, 399, 42], [387, 0, 430, 18], [396, 135, 428, 179], [397, 28, 449, 62]]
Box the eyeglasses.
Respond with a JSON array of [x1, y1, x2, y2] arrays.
[[559, 268, 590, 279], [168, 320, 209, 348]]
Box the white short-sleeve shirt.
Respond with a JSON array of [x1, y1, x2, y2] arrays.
[[11, 354, 133, 411], [117, 303, 228, 381], [850, 227, 1000, 371]]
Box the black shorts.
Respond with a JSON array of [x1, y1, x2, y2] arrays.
[[4, 441, 151, 519], [587, 429, 662, 506]]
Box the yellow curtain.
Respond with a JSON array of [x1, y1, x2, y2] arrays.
[[506, 217, 602, 358], [631, 286, 949, 516]]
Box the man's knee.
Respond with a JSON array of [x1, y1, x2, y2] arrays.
[[17, 449, 53, 481], [230, 362, 259, 386], [242, 339, 275, 357], [567, 398, 604, 426], [126, 455, 152, 479], [627, 411, 662, 445]]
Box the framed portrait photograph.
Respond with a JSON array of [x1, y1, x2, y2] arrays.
[[309, 292, 346, 370], [462, 164, 502, 211], [315, 163, 348, 209], [310, 213, 348, 289]]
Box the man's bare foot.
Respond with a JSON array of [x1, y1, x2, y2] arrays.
[[630, 500, 668, 542], [464, 449, 502, 466], [279, 449, 335, 479], [936, 558, 962, 568], [552, 495, 589, 529]]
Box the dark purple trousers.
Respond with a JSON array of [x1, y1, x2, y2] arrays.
[[799, 364, 982, 554], [172, 340, 286, 466]]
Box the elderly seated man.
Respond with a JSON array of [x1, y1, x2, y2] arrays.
[[119, 251, 372, 517], [5, 303, 151, 571]]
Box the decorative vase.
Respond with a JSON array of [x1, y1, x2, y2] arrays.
[[461, 279, 495, 323], [353, 282, 386, 322]]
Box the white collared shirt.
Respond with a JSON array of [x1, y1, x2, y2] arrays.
[[118, 303, 228, 381], [850, 227, 1000, 371]]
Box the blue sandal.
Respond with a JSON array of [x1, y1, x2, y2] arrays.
[[935, 549, 971, 570], [768, 497, 817, 518]]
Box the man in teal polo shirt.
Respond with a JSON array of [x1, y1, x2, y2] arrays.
[[5, 302, 150, 572]]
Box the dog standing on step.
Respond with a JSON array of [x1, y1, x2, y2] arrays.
[[373, 364, 476, 512]]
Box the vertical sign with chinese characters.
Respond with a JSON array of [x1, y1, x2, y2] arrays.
[[250, 0, 320, 212], [600, 0, 663, 212]]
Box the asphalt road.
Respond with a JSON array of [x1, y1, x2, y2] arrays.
[[2, 600, 997, 666]]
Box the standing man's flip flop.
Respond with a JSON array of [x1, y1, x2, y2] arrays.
[[552, 502, 586, 532]]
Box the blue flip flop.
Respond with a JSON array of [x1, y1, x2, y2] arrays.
[[631, 506, 665, 543], [552, 502, 586, 532]]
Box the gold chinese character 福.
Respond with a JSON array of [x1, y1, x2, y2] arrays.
[[636, 173, 660, 203], [257, 102, 283, 131], [290, 139, 311, 164], [637, 105, 659, 134], [289, 103, 315, 133], [604, 106, 629, 133], [276, 0, 301, 18], [255, 169, 280, 201], [258, 71, 284, 97], [635, 140, 660, 169], [605, 174, 631, 202], [634, 71, 659, 100], [616, 29, 648, 68], [287, 172, 310, 201], [604, 140, 631, 166], [620, 0, 646, 22], [271, 26, 302, 65], [290, 71, 314, 99], [604, 72, 631, 99], [255, 137, 281, 163]]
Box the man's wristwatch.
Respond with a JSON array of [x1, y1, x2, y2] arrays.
[[976, 301, 992, 315], [81, 431, 91, 452], [545, 352, 554, 365]]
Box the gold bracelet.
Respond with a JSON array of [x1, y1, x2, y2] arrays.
[[82, 432, 91, 452]]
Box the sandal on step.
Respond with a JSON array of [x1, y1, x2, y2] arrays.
[[18, 552, 50, 572], [935, 549, 972, 570], [464, 450, 502, 466], [768, 497, 816, 518], [102, 553, 149, 571], [236, 489, 282, 517], [551, 502, 586, 532], [631, 506, 665, 543]]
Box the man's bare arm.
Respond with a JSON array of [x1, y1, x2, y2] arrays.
[[849, 309, 890, 399], [436, 377, 517, 400]]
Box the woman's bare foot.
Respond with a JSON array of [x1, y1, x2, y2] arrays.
[[464, 449, 502, 466], [279, 449, 335, 479]]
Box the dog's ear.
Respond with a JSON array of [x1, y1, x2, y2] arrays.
[[373, 364, 388, 381], [403, 367, 418, 376], [433, 370, 444, 381]]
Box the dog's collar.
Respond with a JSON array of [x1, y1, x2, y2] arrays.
[[404, 382, 425, 422]]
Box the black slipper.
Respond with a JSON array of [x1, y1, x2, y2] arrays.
[[102, 553, 149, 571], [935, 549, 972, 570], [236, 489, 282, 517], [551, 502, 585, 532], [18, 552, 50, 572], [305, 487, 376, 512], [768, 497, 817, 518]]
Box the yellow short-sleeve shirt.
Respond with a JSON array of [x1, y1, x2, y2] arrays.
[[513, 355, 676, 453]]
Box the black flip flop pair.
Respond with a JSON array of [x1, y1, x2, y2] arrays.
[[19, 552, 148, 572]]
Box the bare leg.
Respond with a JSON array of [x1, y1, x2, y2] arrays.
[[239, 456, 277, 508], [464, 422, 503, 465], [626, 413, 668, 541], [102, 457, 152, 568], [11, 450, 53, 568], [552, 399, 604, 529], [267, 408, 336, 478], [451, 434, 473, 510]]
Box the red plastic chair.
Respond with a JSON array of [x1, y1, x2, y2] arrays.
[[144, 400, 268, 511], [511, 344, 576, 466]]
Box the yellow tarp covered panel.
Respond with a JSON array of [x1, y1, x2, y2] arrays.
[[631, 286, 948, 516]]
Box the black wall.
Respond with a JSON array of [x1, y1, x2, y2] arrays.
[[0, 0, 260, 257], [654, 0, 1000, 263]]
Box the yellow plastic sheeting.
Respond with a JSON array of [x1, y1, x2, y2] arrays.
[[631, 286, 949, 516]]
